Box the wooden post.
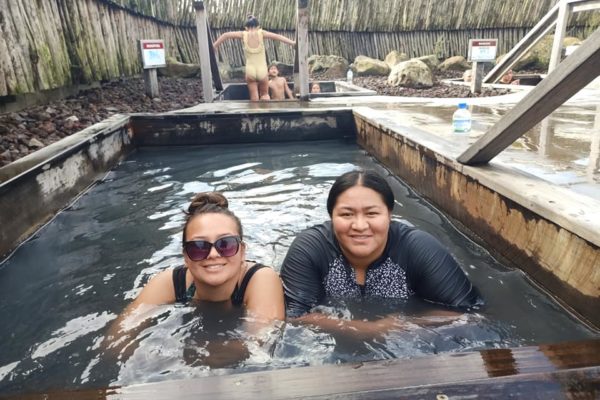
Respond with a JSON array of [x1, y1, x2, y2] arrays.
[[589, 105, 600, 179], [295, 0, 310, 101], [143, 68, 160, 98], [470, 62, 484, 94], [549, 0, 570, 72], [537, 117, 553, 157], [458, 27, 600, 165], [194, 1, 213, 103]]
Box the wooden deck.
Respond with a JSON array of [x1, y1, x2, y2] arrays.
[[4, 339, 599, 399]]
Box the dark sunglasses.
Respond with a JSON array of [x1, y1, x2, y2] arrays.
[[183, 236, 241, 261]]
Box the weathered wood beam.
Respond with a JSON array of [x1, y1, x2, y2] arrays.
[[194, 1, 213, 103], [483, 2, 560, 83], [470, 62, 485, 94], [569, 0, 600, 12], [549, 0, 571, 72], [458, 27, 600, 165], [296, 0, 309, 100], [206, 21, 223, 91]]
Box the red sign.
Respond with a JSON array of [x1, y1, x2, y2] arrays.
[[142, 42, 164, 50]]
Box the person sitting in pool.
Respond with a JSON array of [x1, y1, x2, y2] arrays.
[[106, 192, 284, 366], [268, 64, 294, 100], [213, 15, 295, 101], [499, 69, 520, 85], [310, 82, 321, 93], [127, 191, 283, 319], [280, 170, 482, 339]]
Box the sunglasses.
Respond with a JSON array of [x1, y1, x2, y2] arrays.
[[183, 236, 241, 261]]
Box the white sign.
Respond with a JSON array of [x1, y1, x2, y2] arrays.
[[468, 39, 498, 62], [141, 40, 166, 69]]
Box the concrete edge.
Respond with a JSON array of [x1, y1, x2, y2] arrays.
[[352, 106, 600, 248]]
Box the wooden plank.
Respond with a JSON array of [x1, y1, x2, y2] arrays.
[[205, 19, 223, 91], [458, 26, 600, 165], [470, 62, 484, 94], [548, 0, 570, 72], [193, 1, 213, 103], [296, 0, 309, 100], [483, 2, 560, 83], [5, 339, 599, 400], [329, 367, 600, 399], [143, 68, 159, 98], [571, 0, 600, 12]]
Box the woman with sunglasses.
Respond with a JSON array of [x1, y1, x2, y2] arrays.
[[124, 191, 284, 321], [280, 170, 482, 340]]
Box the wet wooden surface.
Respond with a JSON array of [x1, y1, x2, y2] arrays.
[[4, 339, 599, 399]]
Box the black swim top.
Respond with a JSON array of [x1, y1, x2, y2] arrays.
[[281, 221, 482, 317], [172, 263, 267, 305]]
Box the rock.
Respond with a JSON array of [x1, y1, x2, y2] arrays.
[[0, 149, 11, 162], [28, 138, 44, 149], [31, 111, 52, 121], [353, 55, 390, 76], [384, 51, 409, 68], [387, 59, 433, 88], [416, 55, 440, 71], [16, 134, 28, 144], [65, 115, 79, 123], [438, 56, 471, 72], [218, 62, 246, 80], [40, 121, 57, 134], [520, 36, 582, 70], [308, 55, 349, 75], [45, 107, 58, 114], [30, 127, 48, 138], [158, 56, 201, 78], [0, 123, 8, 134]]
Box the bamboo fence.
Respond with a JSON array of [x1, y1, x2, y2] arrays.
[[0, 0, 597, 97], [0, 0, 198, 97]]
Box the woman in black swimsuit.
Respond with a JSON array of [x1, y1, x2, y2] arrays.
[[116, 192, 284, 324]]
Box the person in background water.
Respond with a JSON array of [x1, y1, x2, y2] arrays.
[[500, 69, 520, 85], [268, 64, 294, 100], [280, 170, 482, 339], [213, 15, 295, 101], [310, 82, 321, 93]]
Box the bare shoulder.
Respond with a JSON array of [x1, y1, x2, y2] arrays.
[[245, 264, 282, 288], [134, 268, 176, 305]]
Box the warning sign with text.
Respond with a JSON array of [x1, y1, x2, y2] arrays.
[[141, 40, 166, 69]]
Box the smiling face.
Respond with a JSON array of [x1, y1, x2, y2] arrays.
[[268, 65, 279, 77], [331, 185, 391, 269], [183, 213, 245, 292]]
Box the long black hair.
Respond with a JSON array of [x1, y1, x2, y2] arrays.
[[326, 170, 395, 216]]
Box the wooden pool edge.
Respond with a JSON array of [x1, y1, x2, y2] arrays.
[[353, 108, 600, 330], [3, 339, 599, 399]]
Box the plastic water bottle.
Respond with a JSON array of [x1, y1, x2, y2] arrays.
[[346, 69, 353, 84], [452, 103, 472, 133]]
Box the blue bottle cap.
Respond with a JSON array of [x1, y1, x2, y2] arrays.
[[458, 103, 468, 108]]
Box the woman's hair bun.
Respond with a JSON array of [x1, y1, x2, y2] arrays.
[[188, 192, 228, 214]]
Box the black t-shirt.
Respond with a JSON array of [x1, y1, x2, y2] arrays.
[[280, 221, 482, 317]]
